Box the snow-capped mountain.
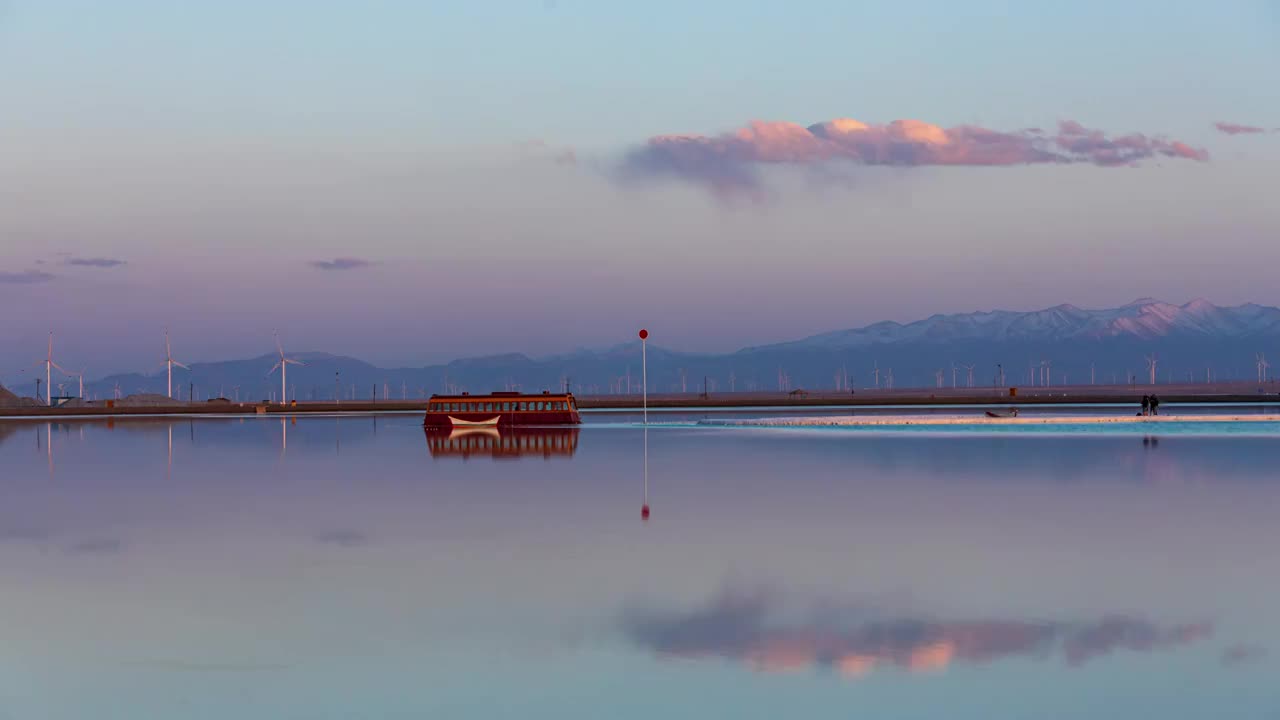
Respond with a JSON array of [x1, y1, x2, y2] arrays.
[[769, 299, 1280, 349]]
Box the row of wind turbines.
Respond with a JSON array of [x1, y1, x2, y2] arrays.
[[31, 331, 303, 406]]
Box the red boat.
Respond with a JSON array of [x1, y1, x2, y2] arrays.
[[423, 391, 582, 428]]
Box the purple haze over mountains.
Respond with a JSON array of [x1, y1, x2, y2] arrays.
[[16, 298, 1280, 402]]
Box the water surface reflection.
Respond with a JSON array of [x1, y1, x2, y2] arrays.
[[0, 415, 1276, 719]]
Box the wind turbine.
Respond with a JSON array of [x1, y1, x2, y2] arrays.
[[1145, 354, 1158, 385], [964, 364, 976, 388], [268, 333, 305, 404], [35, 333, 70, 406], [161, 331, 189, 399]]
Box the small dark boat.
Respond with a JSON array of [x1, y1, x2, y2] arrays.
[[985, 408, 1020, 419]]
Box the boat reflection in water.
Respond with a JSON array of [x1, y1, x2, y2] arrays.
[[425, 425, 580, 460]]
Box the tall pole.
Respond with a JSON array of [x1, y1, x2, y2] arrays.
[[639, 329, 648, 426]]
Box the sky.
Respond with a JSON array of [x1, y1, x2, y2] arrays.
[[2, 1, 1279, 377]]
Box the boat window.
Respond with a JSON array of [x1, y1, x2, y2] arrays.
[[518, 402, 526, 411], [502, 402, 511, 411]]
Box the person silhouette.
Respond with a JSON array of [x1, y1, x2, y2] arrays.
[[1150, 394, 1160, 416], [1141, 395, 1150, 416]]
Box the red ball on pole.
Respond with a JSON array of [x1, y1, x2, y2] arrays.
[[638, 329, 648, 340], [641, 504, 650, 521]]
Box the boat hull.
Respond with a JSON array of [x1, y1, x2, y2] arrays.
[[423, 410, 581, 429]]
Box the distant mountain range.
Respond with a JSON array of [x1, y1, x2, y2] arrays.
[[6, 299, 1280, 402], [771, 298, 1280, 348]]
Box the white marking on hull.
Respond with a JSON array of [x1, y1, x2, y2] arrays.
[[448, 415, 501, 426]]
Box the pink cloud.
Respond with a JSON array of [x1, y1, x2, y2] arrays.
[[622, 117, 1209, 193], [1214, 121, 1267, 136]]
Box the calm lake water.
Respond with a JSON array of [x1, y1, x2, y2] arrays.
[[1, 412, 1276, 719]]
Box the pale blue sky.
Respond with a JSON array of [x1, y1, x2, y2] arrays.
[[1, 1, 1278, 375]]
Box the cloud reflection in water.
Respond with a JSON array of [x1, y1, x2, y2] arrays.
[[621, 586, 1213, 677]]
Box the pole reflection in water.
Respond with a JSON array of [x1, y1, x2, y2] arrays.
[[641, 424, 650, 522], [424, 426, 580, 460]]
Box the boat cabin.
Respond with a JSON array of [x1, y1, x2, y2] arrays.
[[424, 391, 581, 428]]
